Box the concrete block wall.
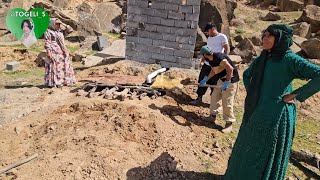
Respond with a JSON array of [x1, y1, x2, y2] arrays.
[[125, 0, 201, 68]]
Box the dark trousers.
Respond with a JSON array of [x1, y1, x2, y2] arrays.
[[196, 64, 218, 98]]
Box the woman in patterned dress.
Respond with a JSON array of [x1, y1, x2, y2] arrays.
[[44, 18, 76, 87]]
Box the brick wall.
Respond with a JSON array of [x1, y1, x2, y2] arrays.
[[125, 0, 200, 68]]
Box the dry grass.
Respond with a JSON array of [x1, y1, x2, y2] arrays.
[[230, 3, 303, 39]]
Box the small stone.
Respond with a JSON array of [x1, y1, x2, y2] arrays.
[[76, 89, 88, 96], [14, 125, 24, 135], [202, 148, 215, 156], [213, 141, 220, 148], [6, 61, 20, 71]]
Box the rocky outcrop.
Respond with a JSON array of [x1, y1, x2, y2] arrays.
[[277, 0, 304, 12], [293, 35, 308, 47], [249, 34, 262, 46], [195, 26, 207, 50], [231, 38, 260, 63], [297, 5, 320, 33], [230, 19, 245, 27], [93, 2, 122, 33], [77, 3, 101, 36], [248, 0, 277, 6], [304, 0, 320, 6], [51, 0, 70, 9], [199, 0, 230, 38], [226, 0, 237, 22], [290, 42, 301, 53], [301, 38, 320, 59], [33, 1, 79, 30], [290, 22, 312, 38]]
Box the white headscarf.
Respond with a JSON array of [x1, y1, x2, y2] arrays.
[[20, 18, 37, 48]]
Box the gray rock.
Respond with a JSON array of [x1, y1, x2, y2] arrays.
[[298, 5, 320, 33], [304, 0, 320, 6], [97, 36, 108, 51], [226, 0, 237, 22], [234, 35, 244, 43], [232, 38, 260, 63], [262, 12, 281, 21], [78, 11, 101, 36], [249, 34, 262, 46], [277, 0, 304, 12], [33, 1, 78, 30], [77, 2, 122, 35], [230, 18, 245, 27], [290, 22, 312, 38], [301, 38, 320, 59], [290, 42, 301, 54], [292, 35, 307, 47], [52, 0, 69, 9], [6, 61, 20, 71], [229, 55, 243, 64], [199, 0, 230, 38]]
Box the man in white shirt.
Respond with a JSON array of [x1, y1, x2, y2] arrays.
[[191, 23, 230, 105]]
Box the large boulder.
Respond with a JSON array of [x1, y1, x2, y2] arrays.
[[234, 35, 244, 43], [249, 34, 262, 46], [78, 11, 101, 36], [277, 0, 304, 12], [292, 35, 308, 47], [199, 0, 230, 38], [226, 0, 237, 22], [297, 5, 320, 33], [248, 0, 277, 6], [304, 0, 320, 6], [229, 55, 243, 64], [230, 18, 245, 27], [93, 2, 122, 33], [301, 38, 320, 59], [33, 1, 79, 30], [290, 22, 312, 38], [195, 26, 207, 50], [231, 38, 260, 63], [77, 3, 99, 36], [52, 0, 70, 9], [290, 42, 301, 53]]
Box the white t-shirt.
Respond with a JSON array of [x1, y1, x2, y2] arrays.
[[207, 33, 228, 53]]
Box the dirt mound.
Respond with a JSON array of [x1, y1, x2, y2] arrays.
[[0, 96, 230, 179]]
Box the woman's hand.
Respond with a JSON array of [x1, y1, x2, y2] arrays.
[[282, 94, 298, 104]]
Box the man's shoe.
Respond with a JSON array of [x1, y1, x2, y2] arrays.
[[222, 122, 233, 133], [190, 97, 202, 105]]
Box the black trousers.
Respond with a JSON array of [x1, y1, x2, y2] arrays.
[[196, 64, 218, 98]]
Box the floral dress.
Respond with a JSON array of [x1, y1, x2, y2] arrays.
[[44, 27, 76, 87]]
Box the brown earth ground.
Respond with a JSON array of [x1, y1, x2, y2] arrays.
[[0, 1, 319, 180], [0, 58, 319, 180]]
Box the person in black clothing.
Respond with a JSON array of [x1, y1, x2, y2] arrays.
[[191, 23, 230, 105], [199, 45, 239, 133]]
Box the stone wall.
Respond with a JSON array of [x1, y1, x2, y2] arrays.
[[125, 0, 201, 68]]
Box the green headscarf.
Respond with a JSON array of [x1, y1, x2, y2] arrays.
[[243, 24, 294, 121]]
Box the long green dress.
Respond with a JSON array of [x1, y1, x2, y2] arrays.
[[224, 25, 320, 180]]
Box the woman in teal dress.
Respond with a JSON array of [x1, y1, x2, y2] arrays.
[[224, 24, 320, 180]]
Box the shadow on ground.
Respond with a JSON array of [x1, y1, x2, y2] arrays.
[[74, 57, 125, 71], [126, 152, 222, 180], [148, 103, 223, 131]]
